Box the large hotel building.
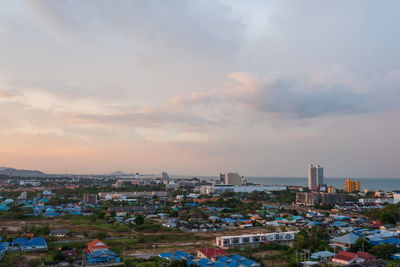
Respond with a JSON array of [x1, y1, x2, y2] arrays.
[[345, 179, 361, 192], [308, 164, 324, 190]]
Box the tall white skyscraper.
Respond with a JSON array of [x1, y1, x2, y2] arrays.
[[308, 164, 324, 190]]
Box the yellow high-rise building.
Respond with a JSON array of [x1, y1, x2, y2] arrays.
[[345, 179, 361, 192]]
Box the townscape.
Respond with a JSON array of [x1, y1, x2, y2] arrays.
[[2, 0, 400, 266], [1, 167, 400, 267]]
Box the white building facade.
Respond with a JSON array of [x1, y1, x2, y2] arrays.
[[216, 231, 298, 248]]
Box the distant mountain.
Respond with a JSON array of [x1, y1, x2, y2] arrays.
[[0, 167, 46, 177], [110, 170, 127, 176]]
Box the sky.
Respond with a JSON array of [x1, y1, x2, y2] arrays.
[[0, 0, 399, 177]]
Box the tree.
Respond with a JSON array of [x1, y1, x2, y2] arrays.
[[135, 215, 145, 225], [349, 237, 372, 253], [369, 244, 397, 260], [53, 250, 66, 261], [98, 211, 106, 219], [40, 224, 51, 235]]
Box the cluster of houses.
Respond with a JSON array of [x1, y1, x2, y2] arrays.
[[107, 204, 158, 217], [0, 235, 121, 264], [0, 234, 48, 260], [3, 197, 98, 217], [330, 228, 400, 249], [294, 223, 400, 266], [159, 248, 260, 267]]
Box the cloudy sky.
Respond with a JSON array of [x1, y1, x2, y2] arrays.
[[0, 0, 399, 177]]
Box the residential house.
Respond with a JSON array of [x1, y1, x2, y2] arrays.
[[108, 206, 133, 217], [86, 239, 110, 253], [332, 251, 376, 266], [330, 232, 361, 250], [85, 239, 120, 264], [49, 230, 69, 238], [187, 254, 260, 267], [310, 251, 336, 261], [158, 250, 193, 261], [380, 224, 394, 231], [87, 250, 121, 264], [197, 248, 226, 261], [11, 237, 47, 251]]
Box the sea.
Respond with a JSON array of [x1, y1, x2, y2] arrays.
[[245, 177, 400, 192], [170, 175, 400, 192]]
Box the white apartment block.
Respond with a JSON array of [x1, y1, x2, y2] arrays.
[[216, 231, 298, 249]]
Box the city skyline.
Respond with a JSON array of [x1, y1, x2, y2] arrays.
[[1, 1, 400, 177]]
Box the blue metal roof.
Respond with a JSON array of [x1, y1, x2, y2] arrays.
[[88, 249, 118, 257], [12, 237, 28, 245], [22, 237, 47, 247]]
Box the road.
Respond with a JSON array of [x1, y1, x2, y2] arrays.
[[49, 236, 132, 244]]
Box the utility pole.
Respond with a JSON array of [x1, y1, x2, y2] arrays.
[[82, 248, 85, 267]]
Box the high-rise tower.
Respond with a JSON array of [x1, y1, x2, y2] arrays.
[[308, 164, 316, 190], [316, 165, 324, 188], [308, 164, 324, 190]]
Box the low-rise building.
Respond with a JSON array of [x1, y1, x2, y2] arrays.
[[49, 230, 69, 238], [83, 194, 97, 204], [216, 231, 298, 249], [87, 250, 121, 264], [197, 248, 227, 261], [332, 251, 375, 266], [296, 192, 346, 205], [10, 237, 47, 251], [330, 232, 360, 249]]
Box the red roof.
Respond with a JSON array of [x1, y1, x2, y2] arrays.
[[356, 251, 376, 261], [334, 251, 356, 262], [198, 248, 226, 257], [21, 233, 35, 238], [87, 239, 109, 252]]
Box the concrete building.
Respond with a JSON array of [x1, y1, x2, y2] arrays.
[[219, 173, 225, 184], [316, 165, 324, 188], [394, 192, 400, 204], [216, 231, 298, 249], [296, 192, 346, 205], [225, 172, 242, 186], [20, 191, 27, 200], [344, 179, 361, 193], [83, 194, 97, 205], [308, 164, 324, 190], [327, 186, 336, 193], [308, 165, 317, 190], [161, 172, 170, 179], [200, 184, 234, 194], [200, 184, 287, 195], [233, 185, 287, 193]]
